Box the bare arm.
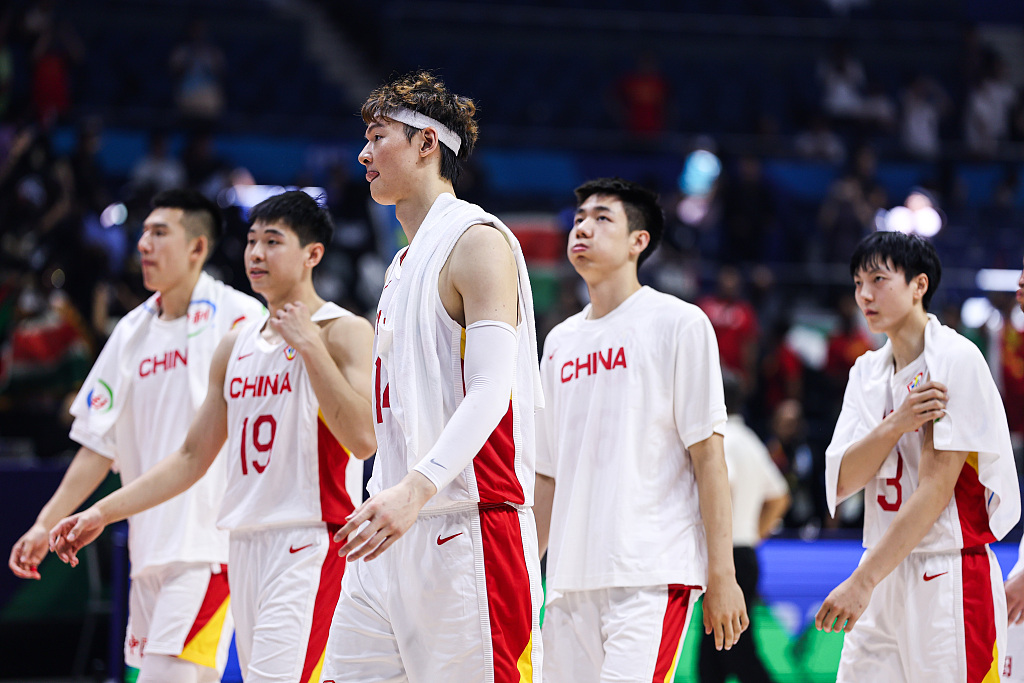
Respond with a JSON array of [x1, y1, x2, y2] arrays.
[[757, 493, 791, 541], [9, 447, 111, 579], [835, 380, 947, 501], [49, 332, 235, 566], [691, 433, 748, 650], [816, 422, 966, 633], [335, 225, 519, 562], [535, 474, 556, 558], [271, 305, 376, 459]]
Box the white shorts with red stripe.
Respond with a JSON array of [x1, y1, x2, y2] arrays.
[[319, 504, 543, 683], [228, 523, 345, 683], [125, 561, 233, 673], [838, 545, 1006, 683], [541, 583, 702, 683]]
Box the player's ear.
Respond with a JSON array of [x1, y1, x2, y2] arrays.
[[629, 229, 650, 258], [420, 128, 440, 156], [305, 242, 325, 268]]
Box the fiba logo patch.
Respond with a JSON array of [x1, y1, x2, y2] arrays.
[[907, 371, 925, 393], [187, 299, 218, 338], [284, 346, 296, 361], [87, 379, 114, 413]]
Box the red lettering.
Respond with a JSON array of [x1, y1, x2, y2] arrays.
[[229, 378, 242, 398], [877, 451, 904, 512], [561, 361, 574, 383], [240, 416, 249, 475], [257, 376, 265, 396], [153, 354, 167, 372], [251, 414, 276, 473], [242, 377, 258, 397], [265, 374, 278, 395], [612, 347, 627, 369], [280, 372, 292, 393], [575, 354, 593, 379], [598, 349, 613, 370], [374, 358, 390, 423], [139, 358, 153, 377], [174, 349, 187, 368]]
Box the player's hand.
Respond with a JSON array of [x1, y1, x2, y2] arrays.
[[702, 575, 749, 651], [886, 380, 947, 435], [334, 472, 437, 562], [1006, 572, 1024, 625], [48, 508, 107, 568], [9, 524, 49, 579], [268, 302, 320, 353], [815, 571, 874, 633]]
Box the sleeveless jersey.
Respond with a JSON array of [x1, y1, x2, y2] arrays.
[[218, 303, 358, 531], [369, 247, 535, 511]]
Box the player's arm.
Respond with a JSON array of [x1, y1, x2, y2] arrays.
[[758, 492, 790, 541], [535, 474, 555, 558], [9, 446, 112, 579], [1007, 571, 1024, 625], [49, 332, 235, 567], [336, 225, 519, 562], [816, 421, 966, 634], [691, 433, 749, 651], [271, 305, 376, 459], [834, 380, 947, 501]]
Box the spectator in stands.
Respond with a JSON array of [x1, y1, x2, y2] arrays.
[[818, 145, 887, 263], [825, 294, 876, 391], [181, 130, 228, 196], [965, 51, 1016, 157], [612, 51, 670, 137], [987, 290, 1024, 447], [817, 42, 866, 123], [720, 155, 776, 265], [0, 12, 12, 120], [699, 266, 760, 395], [169, 19, 226, 123], [29, 19, 81, 126], [700, 371, 789, 683], [794, 112, 846, 163], [901, 74, 950, 159], [130, 131, 186, 195], [758, 318, 804, 423], [768, 399, 819, 529], [860, 82, 896, 134]]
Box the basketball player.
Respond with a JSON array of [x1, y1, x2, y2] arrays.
[[317, 71, 544, 682], [1001, 254, 1024, 681], [534, 177, 748, 682], [9, 189, 263, 683], [817, 231, 1019, 683], [49, 191, 376, 683]]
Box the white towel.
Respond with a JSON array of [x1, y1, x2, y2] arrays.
[[70, 272, 265, 442], [377, 192, 543, 468], [825, 314, 1020, 538]]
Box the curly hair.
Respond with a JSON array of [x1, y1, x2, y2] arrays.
[[362, 71, 479, 185]]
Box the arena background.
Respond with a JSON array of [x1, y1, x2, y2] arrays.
[[1, 0, 1024, 680]]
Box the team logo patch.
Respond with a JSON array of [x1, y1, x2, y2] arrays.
[[284, 346, 296, 360], [86, 379, 114, 413], [907, 371, 924, 392], [186, 299, 217, 338]]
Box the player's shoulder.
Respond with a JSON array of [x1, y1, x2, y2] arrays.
[[928, 319, 985, 366], [637, 288, 714, 334]]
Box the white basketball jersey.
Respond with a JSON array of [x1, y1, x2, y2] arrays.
[[218, 303, 358, 531], [368, 248, 535, 511], [536, 286, 727, 593]]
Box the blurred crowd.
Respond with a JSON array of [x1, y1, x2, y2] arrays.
[[2, 0, 1024, 537]]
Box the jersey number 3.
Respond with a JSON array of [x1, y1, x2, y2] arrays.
[[877, 451, 904, 511], [240, 414, 277, 475]]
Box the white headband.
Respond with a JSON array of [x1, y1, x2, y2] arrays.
[[389, 108, 462, 155]]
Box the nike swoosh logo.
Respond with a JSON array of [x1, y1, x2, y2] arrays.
[[429, 458, 447, 470], [289, 543, 313, 554], [436, 533, 462, 546], [923, 571, 948, 581], [237, 351, 254, 361]]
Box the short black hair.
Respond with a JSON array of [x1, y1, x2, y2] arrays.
[[574, 177, 664, 268], [248, 191, 334, 247], [850, 231, 942, 310], [151, 188, 224, 253]]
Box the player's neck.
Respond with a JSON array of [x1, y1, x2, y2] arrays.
[[886, 308, 928, 372], [395, 178, 456, 244], [263, 282, 324, 319], [157, 269, 203, 320], [584, 269, 642, 320]]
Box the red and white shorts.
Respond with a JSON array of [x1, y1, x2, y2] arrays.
[[838, 545, 1006, 683], [229, 523, 345, 683], [541, 583, 702, 683], [319, 504, 543, 683], [125, 561, 232, 673]]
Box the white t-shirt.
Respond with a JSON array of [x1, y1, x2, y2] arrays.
[[70, 316, 229, 575], [218, 305, 360, 531], [723, 414, 789, 547], [537, 286, 727, 595]]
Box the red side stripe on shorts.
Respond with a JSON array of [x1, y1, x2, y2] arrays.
[[317, 415, 356, 526], [299, 524, 346, 683], [183, 564, 230, 647], [652, 585, 694, 683], [481, 505, 534, 683], [954, 453, 997, 548], [962, 547, 999, 683]]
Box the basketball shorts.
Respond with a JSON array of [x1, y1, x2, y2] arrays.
[[837, 545, 1006, 683], [542, 583, 702, 683], [319, 504, 542, 683], [1003, 620, 1024, 680], [125, 561, 233, 674], [229, 522, 345, 683]]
